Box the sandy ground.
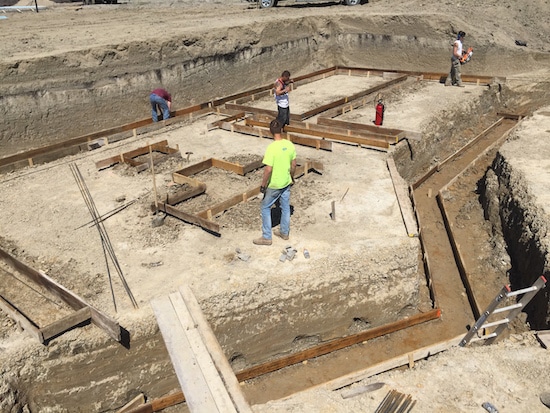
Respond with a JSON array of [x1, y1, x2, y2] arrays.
[[1, 0, 550, 412]]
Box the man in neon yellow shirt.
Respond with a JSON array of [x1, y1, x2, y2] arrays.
[[253, 119, 297, 246]]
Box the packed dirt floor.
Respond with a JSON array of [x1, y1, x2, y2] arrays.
[[1, 0, 550, 412]]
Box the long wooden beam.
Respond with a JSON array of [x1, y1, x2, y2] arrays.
[[335, 66, 500, 85], [300, 75, 409, 119], [316, 117, 411, 140], [207, 112, 248, 131], [95, 140, 179, 170], [0, 247, 122, 343], [236, 308, 440, 381], [245, 119, 389, 150], [247, 118, 398, 144], [194, 161, 319, 220], [163, 183, 206, 207], [0, 294, 42, 342], [223, 103, 303, 122], [125, 308, 441, 413], [158, 202, 220, 234], [218, 121, 333, 151]]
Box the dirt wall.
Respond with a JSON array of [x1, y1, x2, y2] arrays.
[[483, 152, 550, 330], [3, 12, 548, 156], [207, 243, 422, 367]]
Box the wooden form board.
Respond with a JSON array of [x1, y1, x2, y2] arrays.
[[301, 74, 410, 120], [223, 73, 409, 124], [165, 159, 322, 233], [173, 157, 263, 179], [218, 121, 333, 151], [317, 117, 422, 142], [387, 157, 419, 237], [245, 118, 389, 151], [195, 160, 321, 221], [151, 286, 252, 413], [207, 112, 249, 131], [95, 140, 180, 171], [0, 247, 122, 344], [249, 116, 399, 143], [323, 334, 463, 391], [124, 307, 441, 413], [166, 158, 266, 233]]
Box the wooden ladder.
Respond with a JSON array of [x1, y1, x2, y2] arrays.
[[460, 275, 547, 346]]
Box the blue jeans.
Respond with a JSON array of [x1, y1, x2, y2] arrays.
[[261, 185, 291, 239], [150, 93, 170, 122]]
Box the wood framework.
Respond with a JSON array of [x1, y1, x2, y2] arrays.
[[161, 158, 322, 234], [95, 140, 181, 171], [435, 117, 522, 319], [0, 247, 123, 344], [0, 66, 501, 174]]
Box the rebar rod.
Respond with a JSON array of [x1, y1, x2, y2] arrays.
[[70, 163, 138, 309]]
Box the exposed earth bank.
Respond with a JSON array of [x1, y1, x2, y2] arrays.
[[1, 0, 550, 412]]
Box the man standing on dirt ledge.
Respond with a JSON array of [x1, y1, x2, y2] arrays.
[[253, 119, 297, 246], [274, 70, 293, 126], [445, 31, 466, 87], [150, 88, 172, 122]]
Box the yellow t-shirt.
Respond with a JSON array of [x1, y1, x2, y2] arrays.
[[262, 139, 296, 189]]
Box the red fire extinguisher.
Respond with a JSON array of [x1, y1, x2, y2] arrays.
[[375, 99, 385, 126]]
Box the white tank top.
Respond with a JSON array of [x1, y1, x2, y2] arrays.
[[453, 39, 463, 57], [274, 79, 289, 108]]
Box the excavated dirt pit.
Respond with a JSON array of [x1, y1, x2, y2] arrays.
[[1, 1, 550, 412]]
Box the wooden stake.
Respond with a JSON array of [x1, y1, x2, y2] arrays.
[[149, 144, 159, 211]]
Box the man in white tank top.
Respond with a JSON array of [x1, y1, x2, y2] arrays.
[[274, 70, 293, 126], [445, 31, 466, 87]]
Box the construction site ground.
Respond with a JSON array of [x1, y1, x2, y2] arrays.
[[1, 0, 550, 412]]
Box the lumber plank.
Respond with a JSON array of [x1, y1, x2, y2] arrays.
[[179, 286, 252, 412], [151, 296, 224, 413], [276, 123, 390, 150], [171, 172, 203, 187], [169, 292, 239, 412], [116, 393, 145, 413], [165, 183, 207, 206], [324, 334, 463, 392], [174, 158, 213, 177], [317, 117, 404, 138], [219, 122, 332, 151], [437, 191, 481, 318], [0, 294, 43, 343], [207, 112, 247, 131], [159, 202, 220, 234], [211, 158, 244, 175], [223, 103, 303, 121], [197, 187, 262, 219], [236, 309, 440, 381], [39, 307, 91, 342], [248, 118, 397, 144], [241, 160, 264, 175], [0, 248, 122, 342], [387, 158, 418, 237]]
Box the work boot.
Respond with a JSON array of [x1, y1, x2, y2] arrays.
[[444, 80, 452, 86], [274, 228, 289, 240], [253, 237, 272, 246], [456, 83, 465, 88]]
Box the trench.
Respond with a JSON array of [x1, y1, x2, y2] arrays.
[[1, 20, 550, 413]]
